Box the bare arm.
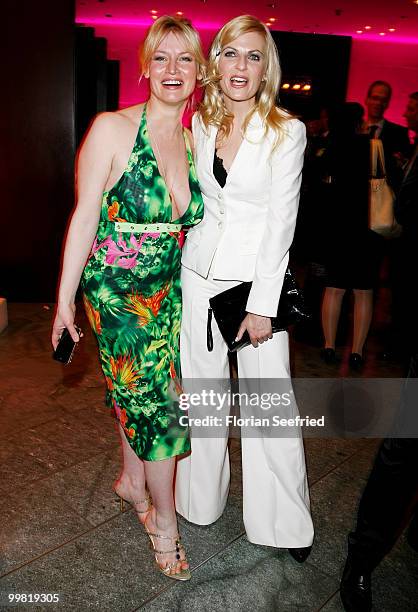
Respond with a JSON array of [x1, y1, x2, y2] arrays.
[[52, 113, 116, 349]]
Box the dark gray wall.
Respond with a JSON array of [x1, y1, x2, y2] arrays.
[[1, 0, 76, 301], [273, 31, 352, 118]]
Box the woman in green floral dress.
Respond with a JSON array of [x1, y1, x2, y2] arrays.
[[52, 17, 204, 580]]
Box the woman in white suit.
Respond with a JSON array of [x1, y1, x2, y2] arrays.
[[175, 15, 314, 560]]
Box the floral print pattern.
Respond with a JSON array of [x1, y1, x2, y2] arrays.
[[81, 105, 203, 460]]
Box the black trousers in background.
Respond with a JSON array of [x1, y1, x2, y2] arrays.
[[347, 353, 418, 572]]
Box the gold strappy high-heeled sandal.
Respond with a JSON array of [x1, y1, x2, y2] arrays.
[[114, 488, 153, 525], [144, 521, 191, 581]]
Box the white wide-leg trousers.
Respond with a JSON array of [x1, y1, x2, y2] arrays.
[[175, 265, 314, 548]]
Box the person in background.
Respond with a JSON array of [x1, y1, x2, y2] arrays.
[[339, 92, 418, 612], [294, 106, 333, 345], [365, 80, 410, 190], [320, 102, 379, 369], [394, 92, 418, 365], [365, 81, 412, 364]]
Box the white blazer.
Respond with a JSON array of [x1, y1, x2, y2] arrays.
[[182, 111, 306, 317]]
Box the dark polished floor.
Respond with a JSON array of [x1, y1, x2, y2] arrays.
[[0, 299, 417, 611]]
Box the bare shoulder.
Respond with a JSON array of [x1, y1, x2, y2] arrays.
[[81, 104, 144, 152], [84, 111, 124, 144], [116, 103, 145, 126], [93, 104, 144, 132]]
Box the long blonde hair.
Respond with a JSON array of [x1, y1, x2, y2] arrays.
[[139, 15, 206, 81], [199, 15, 291, 149]]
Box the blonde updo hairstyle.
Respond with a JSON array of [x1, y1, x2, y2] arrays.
[[199, 15, 291, 149], [139, 15, 206, 82]]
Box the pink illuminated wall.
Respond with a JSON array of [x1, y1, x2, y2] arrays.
[[347, 39, 418, 125], [83, 24, 214, 109], [79, 22, 418, 127]]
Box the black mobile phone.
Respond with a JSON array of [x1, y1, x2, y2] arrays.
[[52, 326, 81, 364]]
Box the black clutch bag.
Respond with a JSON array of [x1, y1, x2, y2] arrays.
[[207, 268, 310, 352]]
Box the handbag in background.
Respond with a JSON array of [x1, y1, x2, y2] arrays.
[[207, 268, 310, 352], [369, 138, 401, 239]]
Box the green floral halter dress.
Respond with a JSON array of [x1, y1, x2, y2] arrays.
[[81, 105, 203, 461]]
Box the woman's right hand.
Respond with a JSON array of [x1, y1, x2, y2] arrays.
[[236, 313, 273, 348], [51, 303, 79, 350]]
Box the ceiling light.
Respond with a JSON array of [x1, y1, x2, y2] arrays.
[[364, 25, 371, 30], [379, 32, 386, 36], [150, 9, 158, 14], [388, 28, 396, 32], [152, 15, 158, 20], [176, 11, 183, 15], [269, 17, 276, 22], [265, 22, 272, 27], [356, 30, 363, 34], [292, 84, 301, 90], [282, 83, 290, 89], [303, 84, 311, 91]]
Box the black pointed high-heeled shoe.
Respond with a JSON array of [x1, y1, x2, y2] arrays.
[[288, 546, 312, 563], [320, 348, 339, 365], [349, 353, 364, 371]]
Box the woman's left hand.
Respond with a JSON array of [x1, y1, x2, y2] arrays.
[[236, 313, 273, 348]]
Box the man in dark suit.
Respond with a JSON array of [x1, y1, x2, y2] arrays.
[[340, 92, 418, 612], [365, 80, 411, 190], [366, 81, 412, 362], [393, 93, 418, 362]]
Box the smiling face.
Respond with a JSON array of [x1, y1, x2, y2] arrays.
[[146, 31, 200, 106], [217, 31, 266, 108]]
